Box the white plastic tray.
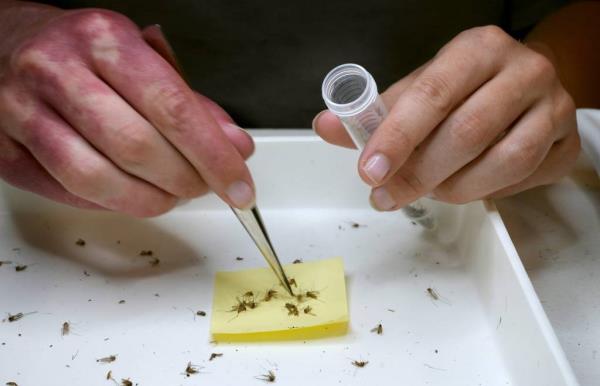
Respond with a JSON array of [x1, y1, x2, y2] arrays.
[[0, 131, 578, 385]]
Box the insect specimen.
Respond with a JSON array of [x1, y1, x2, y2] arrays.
[[303, 306, 315, 315], [7, 313, 24, 322], [256, 370, 276, 383], [293, 259, 302, 264], [209, 353, 223, 361], [15, 265, 27, 272], [370, 323, 383, 335], [246, 300, 258, 309], [61, 322, 70, 336], [185, 362, 200, 376], [229, 298, 248, 315], [351, 360, 368, 368], [263, 289, 278, 302], [241, 291, 258, 309], [96, 355, 117, 363], [75, 238, 86, 246], [285, 303, 299, 316], [426, 288, 439, 300]]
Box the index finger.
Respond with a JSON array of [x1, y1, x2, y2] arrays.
[[313, 61, 429, 149], [358, 26, 513, 187], [85, 12, 254, 208]]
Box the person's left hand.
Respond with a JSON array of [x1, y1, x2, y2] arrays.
[[313, 26, 580, 211]]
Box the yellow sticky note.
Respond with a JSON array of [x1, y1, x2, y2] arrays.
[[210, 257, 348, 342]]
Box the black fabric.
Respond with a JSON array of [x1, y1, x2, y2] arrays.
[[35, 0, 566, 127]]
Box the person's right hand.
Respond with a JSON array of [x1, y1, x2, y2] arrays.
[[0, 7, 255, 216]]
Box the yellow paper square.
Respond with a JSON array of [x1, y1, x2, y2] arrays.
[[210, 257, 348, 342]]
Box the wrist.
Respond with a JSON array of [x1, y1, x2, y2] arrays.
[[523, 40, 559, 68]]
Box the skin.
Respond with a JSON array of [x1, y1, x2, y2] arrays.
[[0, 1, 255, 216], [1, 2, 598, 215], [314, 2, 600, 211]]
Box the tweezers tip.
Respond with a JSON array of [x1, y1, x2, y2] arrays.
[[282, 279, 294, 296]]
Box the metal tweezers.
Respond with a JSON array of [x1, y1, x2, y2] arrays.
[[231, 206, 295, 296], [154, 32, 295, 296]]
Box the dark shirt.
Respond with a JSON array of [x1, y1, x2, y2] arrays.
[[38, 0, 565, 127]]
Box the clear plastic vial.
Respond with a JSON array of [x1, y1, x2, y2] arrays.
[[322, 63, 435, 229]]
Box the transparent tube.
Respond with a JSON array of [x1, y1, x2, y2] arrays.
[[322, 63, 435, 230]]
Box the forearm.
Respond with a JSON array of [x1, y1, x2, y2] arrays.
[[0, 1, 62, 68], [526, 1, 600, 108]]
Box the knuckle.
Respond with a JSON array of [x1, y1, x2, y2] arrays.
[[380, 122, 414, 153], [433, 184, 469, 205], [539, 113, 557, 137], [62, 159, 107, 196], [176, 176, 208, 199], [447, 110, 488, 151], [18, 115, 56, 149], [71, 8, 132, 35], [129, 194, 178, 218], [10, 44, 53, 76], [506, 83, 527, 107], [114, 123, 154, 168], [527, 52, 556, 83], [470, 25, 510, 48], [156, 166, 207, 199], [395, 170, 426, 197], [412, 73, 453, 113], [502, 137, 546, 179], [69, 9, 136, 65], [553, 91, 576, 124], [155, 86, 193, 128]]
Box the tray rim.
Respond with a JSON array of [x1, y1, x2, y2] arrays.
[[484, 200, 578, 385], [247, 129, 579, 384]]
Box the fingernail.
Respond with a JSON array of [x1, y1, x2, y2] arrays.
[[370, 187, 396, 211], [226, 180, 255, 209], [363, 153, 391, 184], [312, 110, 326, 132]]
